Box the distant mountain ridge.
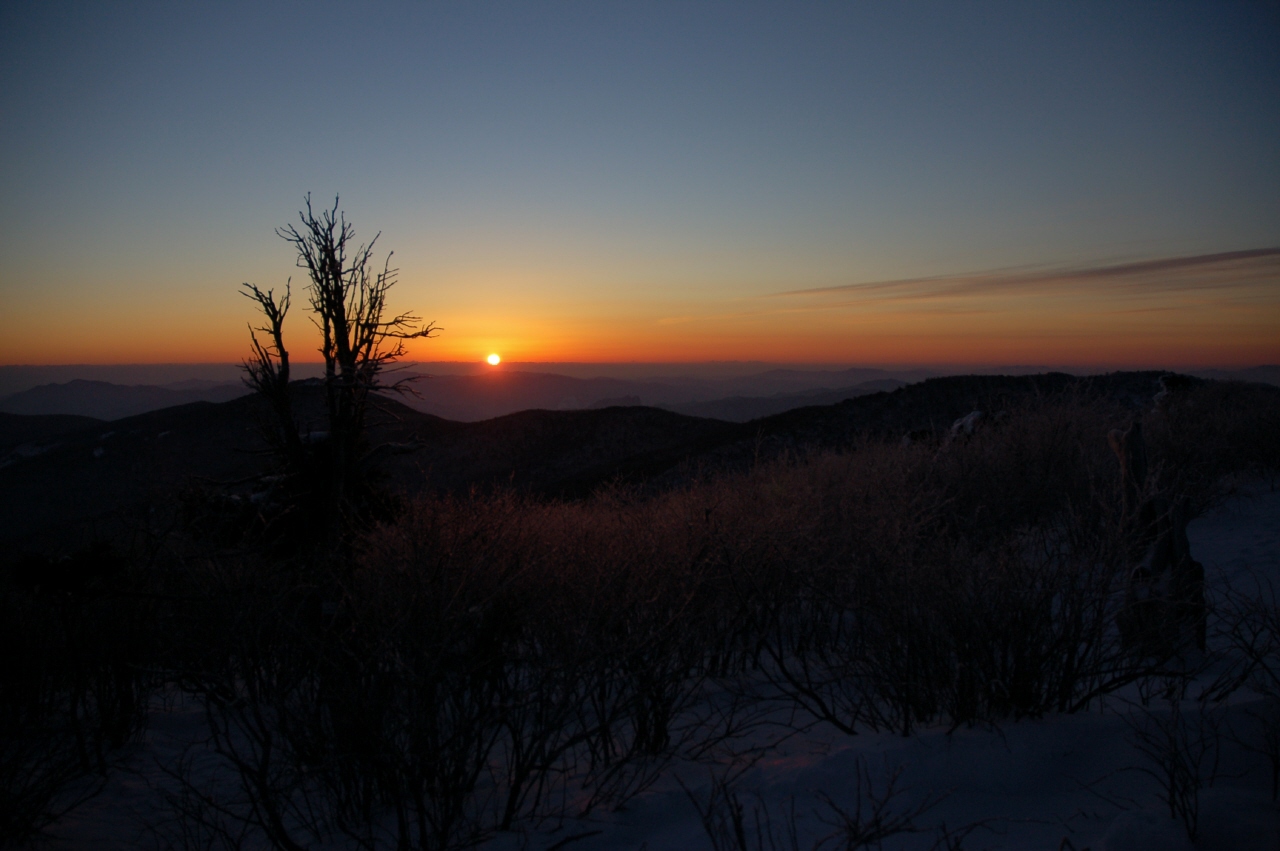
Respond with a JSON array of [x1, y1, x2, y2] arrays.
[[393, 370, 909, 421], [667, 379, 907, 421], [0, 369, 923, 423], [1194, 365, 1280, 385], [346, 366, 928, 422], [0, 370, 1242, 552], [0, 379, 249, 421], [3, 365, 1274, 423]]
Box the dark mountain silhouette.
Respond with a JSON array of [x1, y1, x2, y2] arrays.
[[395, 371, 694, 420], [392, 365, 941, 420], [667, 379, 907, 422], [0, 412, 108, 476], [0, 412, 104, 454], [0, 371, 1220, 552], [0, 369, 920, 423], [698, 367, 930, 397], [0, 385, 734, 549], [0, 379, 249, 420], [394, 371, 913, 422], [5, 364, 1272, 425], [1194, 365, 1280, 386]]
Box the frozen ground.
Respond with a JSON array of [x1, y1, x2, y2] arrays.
[[38, 480, 1280, 850]]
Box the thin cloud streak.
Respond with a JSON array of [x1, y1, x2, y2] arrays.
[[774, 247, 1280, 303], [644, 246, 1280, 365]]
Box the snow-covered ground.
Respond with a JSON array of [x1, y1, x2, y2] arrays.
[[40, 480, 1280, 850]]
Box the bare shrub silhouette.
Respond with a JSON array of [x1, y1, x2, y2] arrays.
[[167, 491, 744, 848], [682, 758, 980, 851], [1218, 571, 1280, 801], [1121, 683, 1223, 842], [0, 543, 153, 846]]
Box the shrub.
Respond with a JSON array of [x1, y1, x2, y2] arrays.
[[0, 543, 153, 846]]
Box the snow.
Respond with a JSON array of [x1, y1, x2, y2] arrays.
[[35, 481, 1280, 850]]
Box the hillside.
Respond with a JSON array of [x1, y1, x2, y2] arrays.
[[664, 378, 907, 421], [0, 412, 104, 455]]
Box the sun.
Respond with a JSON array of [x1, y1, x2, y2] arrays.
[[486, 353, 501, 366]]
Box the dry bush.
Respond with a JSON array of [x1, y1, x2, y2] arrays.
[[682, 757, 977, 851], [1122, 684, 1224, 843], [166, 490, 760, 848], [744, 397, 1171, 734], [0, 543, 154, 846], [1146, 379, 1280, 509], [1216, 572, 1280, 801]]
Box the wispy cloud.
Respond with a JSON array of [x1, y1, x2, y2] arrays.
[[772, 247, 1280, 304]]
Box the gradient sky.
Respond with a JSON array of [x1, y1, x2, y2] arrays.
[[1, 1, 1277, 367]]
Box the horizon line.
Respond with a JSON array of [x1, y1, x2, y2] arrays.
[[3, 360, 1277, 371]]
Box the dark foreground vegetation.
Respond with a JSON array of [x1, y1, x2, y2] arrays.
[[4, 372, 1280, 848]]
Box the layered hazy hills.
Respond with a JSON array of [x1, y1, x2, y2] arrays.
[[668, 378, 908, 421], [3, 364, 1275, 423], [391, 369, 909, 422], [0, 387, 732, 549], [0, 370, 913, 423], [0, 371, 1216, 552], [0, 378, 250, 420]]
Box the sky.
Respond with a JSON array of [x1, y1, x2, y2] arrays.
[[1, 1, 1277, 368]]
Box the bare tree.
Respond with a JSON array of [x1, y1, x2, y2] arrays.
[[242, 281, 303, 470], [242, 194, 436, 532]]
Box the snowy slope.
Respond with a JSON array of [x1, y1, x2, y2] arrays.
[[521, 479, 1276, 850]]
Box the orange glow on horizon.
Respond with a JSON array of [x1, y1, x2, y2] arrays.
[[2, 249, 1275, 370], [3, 318, 1275, 369]]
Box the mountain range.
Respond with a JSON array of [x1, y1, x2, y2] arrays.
[[5, 365, 1276, 425], [0, 370, 1223, 553], [0, 369, 917, 423], [0, 379, 251, 421]]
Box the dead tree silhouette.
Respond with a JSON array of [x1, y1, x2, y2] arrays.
[[241, 194, 437, 537]]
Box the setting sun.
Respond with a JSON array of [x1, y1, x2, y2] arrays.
[[487, 353, 501, 366]]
